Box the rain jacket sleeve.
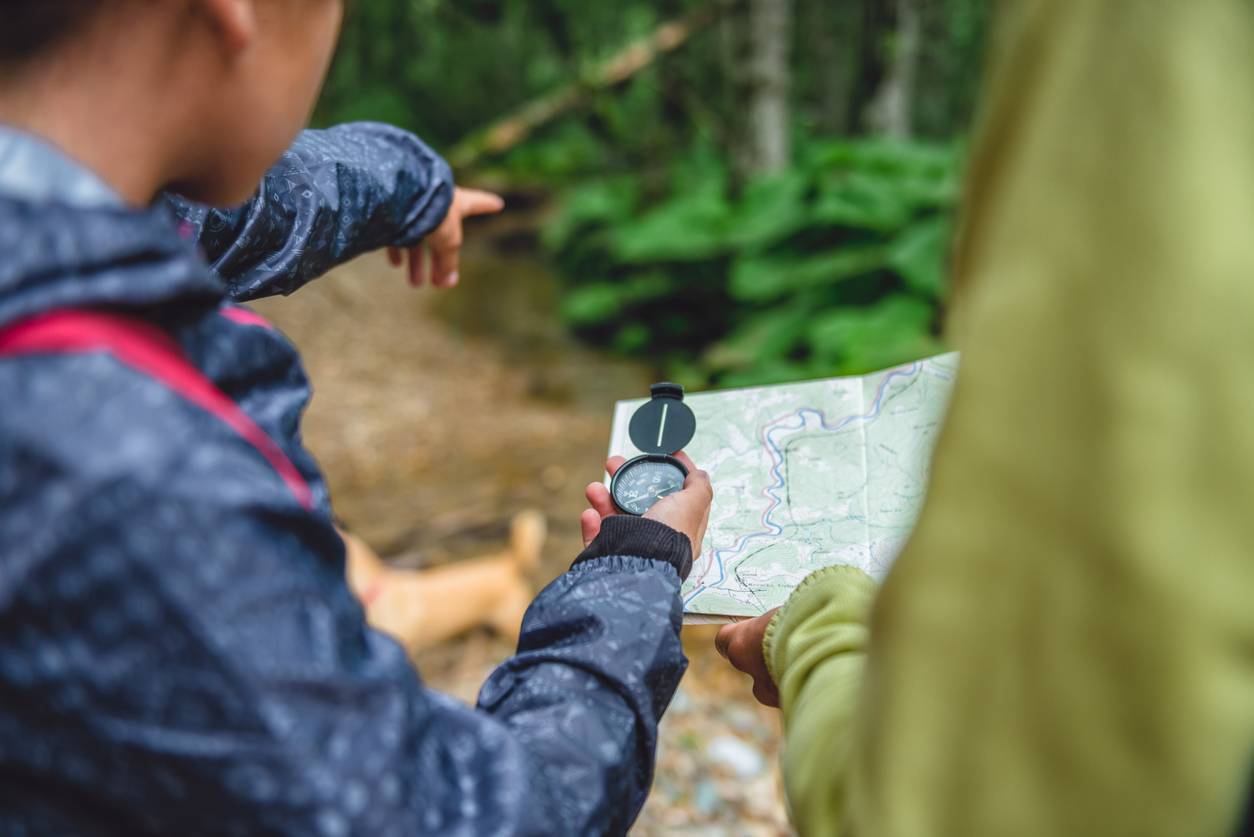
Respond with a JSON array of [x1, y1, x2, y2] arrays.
[[0, 428, 687, 835], [763, 2, 1254, 835], [165, 122, 454, 301]]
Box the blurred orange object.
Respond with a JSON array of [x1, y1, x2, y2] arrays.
[[342, 511, 545, 655]]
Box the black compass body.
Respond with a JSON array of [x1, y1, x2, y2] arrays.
[[611, 383, 697, 516]]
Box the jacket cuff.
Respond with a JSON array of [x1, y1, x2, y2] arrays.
[[387, 129, 455, 247], [574, 516, 693, 581], [763, 565, 877, 686]]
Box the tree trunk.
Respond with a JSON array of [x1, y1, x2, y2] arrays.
[[725, 0, 794, 183], [802, 0, 860, 135], [747, 0, 794, 172], [913, 0, 992, 138], [865, 0, 922, 138]]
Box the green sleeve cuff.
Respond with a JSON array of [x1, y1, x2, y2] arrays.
[[763, 565, 877, 686]]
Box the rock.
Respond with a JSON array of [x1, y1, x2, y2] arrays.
[[706, 735, 766, 778], [694, 779, 721, 815], [724, 704, 763, 736], [669, 686, 694, 713]]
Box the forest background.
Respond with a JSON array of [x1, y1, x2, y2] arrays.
[[316, 0, 991, 387], [300, 5, 991, 829]]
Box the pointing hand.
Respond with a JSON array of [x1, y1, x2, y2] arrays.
[[388, 187, 505, 288]]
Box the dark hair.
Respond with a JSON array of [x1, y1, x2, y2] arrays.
[[0, 1, 98, 67]]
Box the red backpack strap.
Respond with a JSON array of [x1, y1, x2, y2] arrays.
[[0, 309, 315, 511]]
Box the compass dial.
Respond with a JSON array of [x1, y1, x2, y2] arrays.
[[611, 456, 688, 516]]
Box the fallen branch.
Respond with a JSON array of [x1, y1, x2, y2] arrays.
[[448, 6, 718, 170]]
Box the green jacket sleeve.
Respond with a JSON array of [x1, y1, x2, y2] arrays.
[[764, 566, 877, 832], [769, 2, 1254, 835]]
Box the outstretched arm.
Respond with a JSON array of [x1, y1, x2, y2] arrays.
[[166, 122, 455, 300]]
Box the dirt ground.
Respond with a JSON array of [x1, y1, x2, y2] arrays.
[[251, 232, 794, 835]]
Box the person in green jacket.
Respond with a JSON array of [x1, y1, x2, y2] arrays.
[[715, 2, 1254, 834]]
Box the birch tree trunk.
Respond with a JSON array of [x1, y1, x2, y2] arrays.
[[724, 0, 794, 183], [865, 0, 922, 138]]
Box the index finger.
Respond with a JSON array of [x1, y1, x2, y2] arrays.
[[459, 188, 506, 218]]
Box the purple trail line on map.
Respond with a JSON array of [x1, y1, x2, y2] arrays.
[[684, 363, 923, 608]]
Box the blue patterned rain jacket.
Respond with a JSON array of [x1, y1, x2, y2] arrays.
[[0, 124, 690, 836]]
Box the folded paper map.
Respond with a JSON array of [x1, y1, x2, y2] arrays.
[[608, 354, 959, 621]]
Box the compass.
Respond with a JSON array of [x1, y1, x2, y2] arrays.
[[611, 383, 697, 516]]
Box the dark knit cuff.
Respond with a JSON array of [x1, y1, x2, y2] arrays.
[[573, 515, 693, 581]]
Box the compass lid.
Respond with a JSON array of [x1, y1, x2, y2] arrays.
[[628, 382, 696, 455]]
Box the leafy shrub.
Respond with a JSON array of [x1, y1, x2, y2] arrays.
[[545, 137, 962, 387]]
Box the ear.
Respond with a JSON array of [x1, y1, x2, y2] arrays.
[[197, 0, 258, 54]]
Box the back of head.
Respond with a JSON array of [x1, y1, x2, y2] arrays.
[[0, 1, 100, 73], [0, 0, 346, 207]]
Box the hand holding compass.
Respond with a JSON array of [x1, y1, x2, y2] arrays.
[[611, 383, 698, 515], [583, 451, 712, 564], [581, 383, 712, 561]]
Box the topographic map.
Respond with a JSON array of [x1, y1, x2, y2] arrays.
[[609, 354, 959, 619]]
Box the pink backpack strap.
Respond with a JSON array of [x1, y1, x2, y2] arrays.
[[0, 309, 315, 511]]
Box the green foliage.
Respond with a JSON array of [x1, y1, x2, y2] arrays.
[[314, 1, 987, 388], [317, 0, 709, 151], [547, 137, 960, 386]]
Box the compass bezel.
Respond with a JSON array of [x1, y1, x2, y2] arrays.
[[609, 453, 690, 516]]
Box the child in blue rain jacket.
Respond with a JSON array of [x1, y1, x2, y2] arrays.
[[0, 2, 712, 834]]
